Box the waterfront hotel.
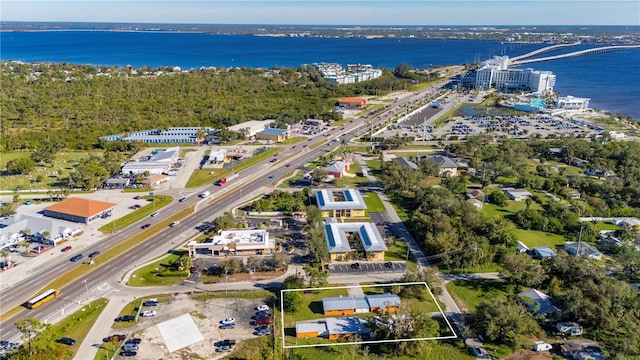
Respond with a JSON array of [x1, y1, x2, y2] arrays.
[[466, 56, 556, 94]]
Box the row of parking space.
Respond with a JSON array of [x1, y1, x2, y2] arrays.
[[328, 261, 407, 274]]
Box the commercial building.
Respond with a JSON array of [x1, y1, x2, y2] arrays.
[[324, 218, 387, 261], [121, 147, 179, 175], [314, 63, 382, 85], [470, 56, 556, 94], [315, 189, 367, 218], [321, 293, 401, 316], [338, 97, 368, 109], [228, 120, 274, 137], [324, 161, 350, 178], [255, 128, 290, 142], [43, 197, 117, 224], [100, 127, 211, 144], [0, 214, 82, 248], [556, 96, 591, 111], [295, 317, 371, 340], [186, 229, 274, 258]]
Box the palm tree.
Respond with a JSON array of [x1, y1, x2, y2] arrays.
[[1, 249, 9, 269]]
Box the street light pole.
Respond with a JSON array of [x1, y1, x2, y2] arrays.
[[83, 279, 91, 307]]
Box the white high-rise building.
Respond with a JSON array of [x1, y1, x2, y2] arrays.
[[473, 56, 556, 94]]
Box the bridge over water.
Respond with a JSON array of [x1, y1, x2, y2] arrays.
[[509, 42, 581, 61], [509, 44, 640, 66]]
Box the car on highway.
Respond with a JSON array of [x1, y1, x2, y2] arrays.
[[103, 334, 126, 342], [268, 175, 275, 179], [120, 350, 137, 357], [169, 221, 180, 227], [61, 246, 72, 252], [88, 251, 100, 258], [286, 163, 292, 167], [219, 323, 236, 330], [70, 254, 83, 262], [115, 315, 136, 322], [141, 223, 151, 229], [150, 211, 160, 217], [57, 337, 76, 346], [256, 305, 269, 312], [220, 318, 235, 325], [141, 310, 156, 317], [269, 158, 277, 163], [179, 197, 187, 202]]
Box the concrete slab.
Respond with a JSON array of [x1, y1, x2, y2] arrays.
[[157, 313, 205, 353]]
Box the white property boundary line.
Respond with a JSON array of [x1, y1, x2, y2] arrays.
[[280, 282, 458, 349]]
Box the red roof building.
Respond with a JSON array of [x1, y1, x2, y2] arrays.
[[44, 197, 117, 224], [338, 97, 367, 109]]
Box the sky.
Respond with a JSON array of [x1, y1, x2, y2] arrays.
[[2, 1, 639, 26]]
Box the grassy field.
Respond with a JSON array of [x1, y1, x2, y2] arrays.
[[281, 136, 307, 145], [112, 294, 172, 329], [362, 284, 441, 313], [481, 200, 528, 218], [593, 222, 620, 231], [98, 194, 173, 233], [362, 191, 385, 212], [387, 192, 412, 222], [510, 228, 566, 249], [446, 279, 511, 313], [0, 150, 104, 190], [54, 298, 109, 358], [127, 251, 189, 287]]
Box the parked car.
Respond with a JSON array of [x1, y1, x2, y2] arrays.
[[469, 346, 488, 358], [88, 251, 100, 258], [216, 345, 233, 352], [141, 223, 151, 229], [384, 262, 395, 269], [61, 246, 72, 252], [120, 350, 137, 357], [141, 310, 156, 317], [123, 343, 139, 351], [254, 328, 272, 336], [254, 317, 272, 326], [70, 254, 83, 262], [133, 196, 142, 200], [256, 305, 270, 312], [214, 339, 236, 347], [255, 325, 270, 332], [115, 315, 136, 322], [219, 323, 236, 330], [58, 337, 76, 345], [143, 300, 158, 307], [103, 334, 126, 342], [220, 318, 235, 325], [351, 262, 361, 269], [125, 338, 141, 345]]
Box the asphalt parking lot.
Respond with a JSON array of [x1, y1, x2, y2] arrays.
[[328, 261, 407, 274]]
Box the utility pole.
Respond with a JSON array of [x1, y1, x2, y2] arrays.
[[83, 279, 91, 307]]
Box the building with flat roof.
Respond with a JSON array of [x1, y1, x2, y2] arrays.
[[295, 317, 371, 340], [228, 120, 274, 137], [255, 128, 290, 142], [186, 229, 274, 258], [324, 218, 387, 261], [43, 197, 117, 224], [315, 189, 366, 218], [122, 147, 179, 175], [322, 293, 401, 316], [556, 96, 590, 111], [503, 187, 533, 201], [472, 56, 556, 94]]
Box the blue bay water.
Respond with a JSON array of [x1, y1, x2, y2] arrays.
[[1, 31, 638, 118]]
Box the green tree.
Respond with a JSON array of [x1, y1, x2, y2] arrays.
[[487, 189, 507, 206], [213, 212, 235, 231], [6, 158, 36, 175], [311, 167, 328, 185], [15, 318, 49, 356], [500, 252, 546, 287], [468, 297, 543, 349]]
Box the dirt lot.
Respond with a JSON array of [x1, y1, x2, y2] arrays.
[[128, 293, 270, 359]]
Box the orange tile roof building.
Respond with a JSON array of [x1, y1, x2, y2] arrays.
[[43, 198, 117, 224], [338, 97, 367, 109]]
